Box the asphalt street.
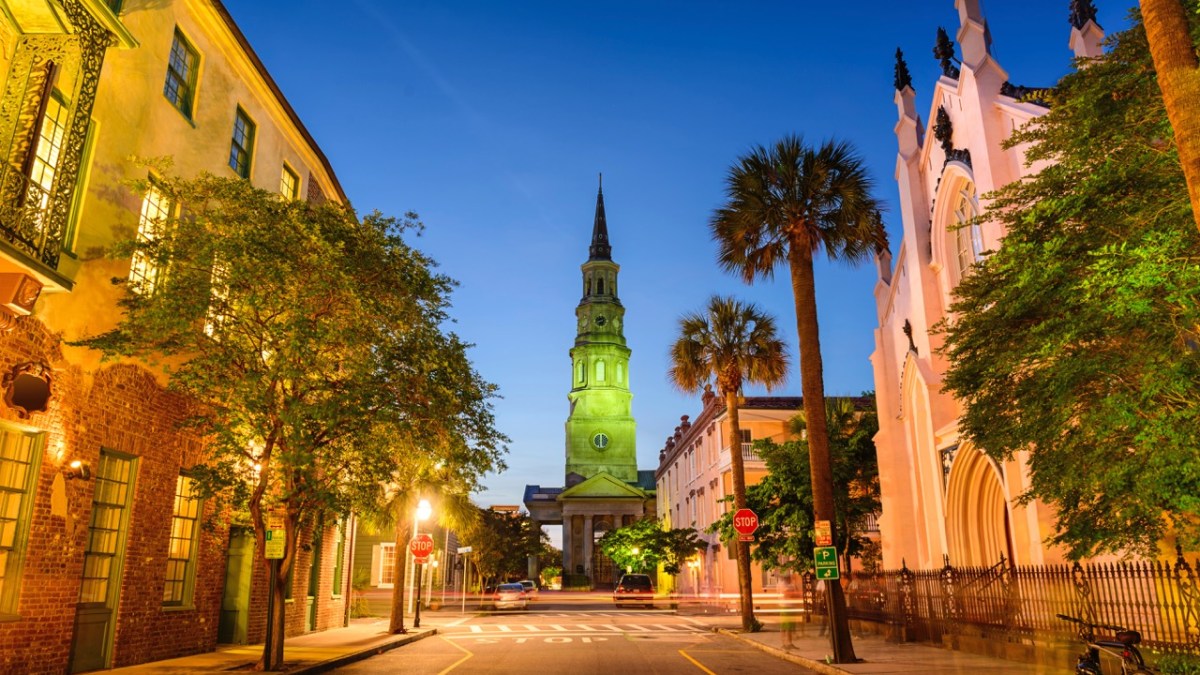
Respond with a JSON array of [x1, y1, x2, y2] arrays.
[[332, 598, 820, 674]]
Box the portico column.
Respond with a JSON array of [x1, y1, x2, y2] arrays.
[[582, 514, 594, 579]]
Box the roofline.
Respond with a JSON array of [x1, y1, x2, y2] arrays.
[[210, 0, 348, 203]]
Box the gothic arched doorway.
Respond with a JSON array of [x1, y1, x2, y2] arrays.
[[945, 444, 1013, 567]]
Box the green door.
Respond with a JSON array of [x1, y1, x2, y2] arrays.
[[70, 452, 136, 673], [217, 529, 254, 644], [306, 530, 322, 631]]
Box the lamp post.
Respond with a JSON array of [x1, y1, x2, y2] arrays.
[[409, 499, 432, 616], [629, 547, 640, 574]]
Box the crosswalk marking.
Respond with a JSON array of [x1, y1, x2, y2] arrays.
[[549, 624, 568, 632], [497, 625, 512, 632], [470, 625, 483, 633]]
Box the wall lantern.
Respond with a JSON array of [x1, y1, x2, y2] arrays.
[[64, 459, 92, 480]]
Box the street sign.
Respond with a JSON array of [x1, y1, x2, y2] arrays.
[[733, 508, 758, 541], [265, 512, 286, 559], [457, 546, 472, 554], [410, 533, 435, 563], [814, 520, 832, 547], [814, 545, 839, 580]]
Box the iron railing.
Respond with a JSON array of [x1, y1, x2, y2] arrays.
[[828, 548, 1200, 654], [0, 161, 63, 269]]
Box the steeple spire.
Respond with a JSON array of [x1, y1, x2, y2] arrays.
[[589, 174, 611, 261]]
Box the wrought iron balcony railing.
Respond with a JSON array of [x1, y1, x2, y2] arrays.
[[0, 162, 65, 270]]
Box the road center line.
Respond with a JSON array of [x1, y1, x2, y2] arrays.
[[435, 636, 474, 675], [677, 648, 718, 675]]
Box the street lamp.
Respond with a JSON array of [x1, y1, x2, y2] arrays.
[[411, 499, 432, 627], [629, 547, 640, 574]]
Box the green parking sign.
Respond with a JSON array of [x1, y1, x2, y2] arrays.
[[814, 546, 839, 580]]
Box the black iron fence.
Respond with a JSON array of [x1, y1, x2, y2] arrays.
[[799, 547, 1200, 653]]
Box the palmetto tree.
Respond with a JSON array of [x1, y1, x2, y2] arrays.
[[711, 136, 883, 661], [668, 295, 788, 632], [1138, 0, 1200, 232]]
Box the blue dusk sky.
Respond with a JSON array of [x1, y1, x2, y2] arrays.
[[222, 1, 1132, 519]]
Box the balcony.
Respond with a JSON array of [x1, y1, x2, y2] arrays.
[[0, 162, 63, 271]]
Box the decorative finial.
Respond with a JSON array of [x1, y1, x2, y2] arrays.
[[934, 105, 954, 156], [599, 172, 603, 192], [1068, 0, 1099, 30], [933, 27, 960, 79], [894, 48, 913, 92]]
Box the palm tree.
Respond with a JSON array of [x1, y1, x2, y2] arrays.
[[711, 136, 883, 661], [1139, 0, 1200, 232], [668, 295, 788, 632]]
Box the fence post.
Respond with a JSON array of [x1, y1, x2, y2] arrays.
[[899, 559, 914, 640], [1174, 545, 1200, 650], [941, 554, 958, 620]]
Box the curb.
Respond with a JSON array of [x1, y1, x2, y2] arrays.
[[290, 628, 437, 674], [713, 628, 847, 675]]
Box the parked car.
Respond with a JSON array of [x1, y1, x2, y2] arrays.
[[482, 583, 529, 610], [518, 579, 539, 601], [613, 573, 655, 608]]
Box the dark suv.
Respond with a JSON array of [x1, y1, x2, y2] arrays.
[[613, 573, 655, 608]]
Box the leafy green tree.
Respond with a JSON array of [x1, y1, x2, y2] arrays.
[[710, 397, 880, 573], [712, 136, 883, 660], [667, 295, 788, 631], [596, 518, 706, 576], [76, 174, 504, 668], [939, 5, 1200, 559], [466, 507, 548, 587]]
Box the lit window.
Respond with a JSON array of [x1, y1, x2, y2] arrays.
[[280, 164, 299, 200], [129, 181, 173, 294], [0, 426, 43, 616], [164, 30, 198, 118], [80, 453, 135, 605], [163, 475, 201, 606], [229, 108, 255, 179], [379, 542, 396, 586], [596, 360, 605, 382], [203, 260, 229, 338], [29, 94, 68, 204], [953, 182, 983, 280]]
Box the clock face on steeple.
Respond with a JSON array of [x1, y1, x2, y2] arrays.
[[595, 315, 606, 327], [592, 432, 609, 449]]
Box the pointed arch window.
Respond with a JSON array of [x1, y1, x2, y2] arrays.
[[952, 182, 983, 281]]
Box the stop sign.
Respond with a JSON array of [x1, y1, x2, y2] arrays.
[[410, 533, 434, 563], [733, 508, 759, 539]]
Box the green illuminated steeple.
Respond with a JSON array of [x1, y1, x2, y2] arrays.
[[565, 178, 637, 484]]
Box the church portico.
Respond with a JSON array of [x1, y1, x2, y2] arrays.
[[524, 180, 655, 588]]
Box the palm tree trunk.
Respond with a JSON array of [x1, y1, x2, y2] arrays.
[[724, 389, 757, 631], [1141, 0, 1200, 232], [388, 516, 411, 633], [788, 249, 857, 663]]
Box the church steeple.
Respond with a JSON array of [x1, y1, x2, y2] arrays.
[[589, 175, 611, 261], [566, 180, 637, 485]]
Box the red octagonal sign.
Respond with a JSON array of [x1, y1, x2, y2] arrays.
[[410, 533, 434, 563], [733, 508, 759, 541]]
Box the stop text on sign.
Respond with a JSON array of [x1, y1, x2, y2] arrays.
[[733, 508, 758, 541], [410, 533, 434, 562]]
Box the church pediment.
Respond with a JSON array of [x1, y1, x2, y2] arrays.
[[558, 472, 647, 500]]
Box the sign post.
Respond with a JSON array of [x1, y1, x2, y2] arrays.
[[733, 508, 759, 542], [263, 512, 286, 671], [410, 534, 434, 628], [814, 545, 840, 580]]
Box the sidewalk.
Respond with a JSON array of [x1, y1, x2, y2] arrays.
[[693, 613, 1074, 675], [105, 615, 463, 674]]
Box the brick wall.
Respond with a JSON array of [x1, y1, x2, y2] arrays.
[[0, 318, 228, 674]]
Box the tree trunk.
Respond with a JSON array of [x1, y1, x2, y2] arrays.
[[724, 389, 758, 631], [1141, 0, 1200, 232], [788, 249, 856, 663], [388, 516, 412, 633]]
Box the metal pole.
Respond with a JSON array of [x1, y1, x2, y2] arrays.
[[461, 554, 466, 613], [264, 558, 277, 671], [414, 562, 423, 628], [442, 529, 450, 604], [407, 518, 417, 614]]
